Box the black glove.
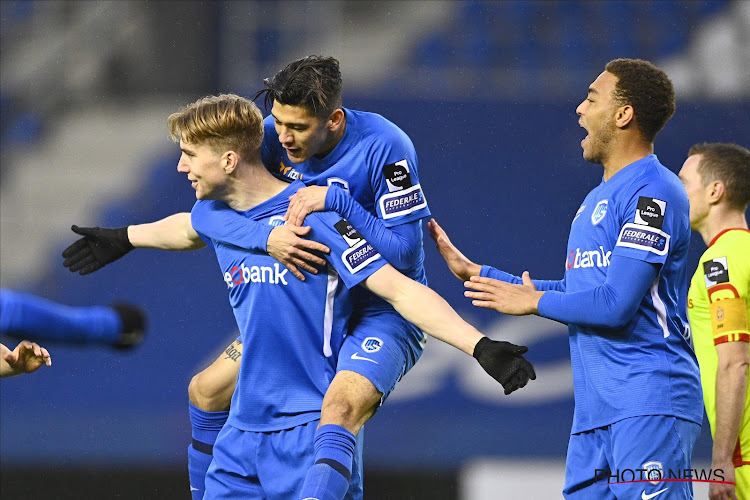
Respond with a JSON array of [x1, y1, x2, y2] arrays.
[[62, 225, 134, 275], [473, 337, 537, 395]]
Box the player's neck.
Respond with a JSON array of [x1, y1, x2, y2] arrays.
[[701, 207, 748, 246], [602, 138, 653, 181], [224, 161, 289, 211]]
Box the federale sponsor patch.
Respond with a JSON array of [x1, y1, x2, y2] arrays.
[[379, 184, 427, 220], [634, 197, 666, 229], [342, 239, 381, 274], [616, 223, 670, 255]]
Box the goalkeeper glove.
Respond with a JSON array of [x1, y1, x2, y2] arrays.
[[62, 225, 134, 275], [473, 337, 536, 395]]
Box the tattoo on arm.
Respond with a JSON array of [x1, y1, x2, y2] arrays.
[[224, 342, 242, 362]]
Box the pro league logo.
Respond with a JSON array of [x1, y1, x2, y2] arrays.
[[383, 159, 412, 192], [335, 219, 363, 247], [704, 257, 729, 287], [634, 197, 666, 229]]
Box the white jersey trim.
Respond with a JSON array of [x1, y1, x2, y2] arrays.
[[650, 280, 670, 338], [323, 268, 339, 357]]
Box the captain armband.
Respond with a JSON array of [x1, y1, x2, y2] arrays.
[[710, 297, 749, 344]]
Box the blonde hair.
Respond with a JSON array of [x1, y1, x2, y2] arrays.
[[167, 94, 264, 161]]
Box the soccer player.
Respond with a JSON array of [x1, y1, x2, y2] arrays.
[[62, 94, 534, 499], [1, 288, 146, 349], [63, 56, 532, 500], [680, 142, 750, 500], [1, 339, 51, 377], [428, 59, 703, 499]]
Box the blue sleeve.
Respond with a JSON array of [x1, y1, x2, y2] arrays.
[[365, 122, 431, 226], [537, 255, 658, 328], [306, 213, 387, 289], [325, 184, 422, 271], [480, 265, 566, 292], [611, 178, 689, 266], [190, 200, 272, 253]]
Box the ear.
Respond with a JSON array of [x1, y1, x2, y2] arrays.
[[614, 104, 635, 129], [706, 180, 725, 205], [327, 109, 345, 131], [222, 150, 239, 174]]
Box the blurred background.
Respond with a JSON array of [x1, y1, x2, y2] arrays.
[[1, 1, 749, 498]]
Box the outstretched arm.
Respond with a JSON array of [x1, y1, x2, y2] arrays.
[[363, 264, 536, 394], [465, 255, 656, 329], [62, 213, 205, 275], [428, 219, 564, 291], [1, 341, 51, 377]]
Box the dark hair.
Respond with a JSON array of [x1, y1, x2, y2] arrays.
[[605, 58, 675, 143], [688, 142, 750, 210], [254, 55, 343, 118]]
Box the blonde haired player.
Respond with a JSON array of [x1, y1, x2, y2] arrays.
[[681, 142, 750, 500]]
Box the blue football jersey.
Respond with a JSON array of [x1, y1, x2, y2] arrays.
[[564, 155, 702, 433], [192, 107, 430, 314], [192, 180, 386, 432]]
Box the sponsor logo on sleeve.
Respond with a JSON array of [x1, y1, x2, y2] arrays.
[[591, 200, 608, 225], [634, 197, 666, 229], [616, 223, 670, 255], [342, 239, 381, 274], [334, 219, 363, 247], [379, 184, 427, 220], [383, 159, 413, 192], [703, 257, 729, 287]]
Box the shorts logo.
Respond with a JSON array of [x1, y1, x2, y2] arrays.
[[379, 184, 427, 220], [635, 197, 666, 229], [616, 223, 670, 255], [703, 257, 729, 287], [361, 337, 383, 353], [383, 159, 413, 192], [342, 240, 380, 274], [591, 200, 608, 225], [334, 219, 363, 247], [268, 215, 286, 227], [643, 461, 663, 485]]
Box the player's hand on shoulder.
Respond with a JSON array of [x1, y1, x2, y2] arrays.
[[267, 225, 330, 281], [62, 225, 134, 275], [284, 186, 329, 226], [472, 337, 536, 395]]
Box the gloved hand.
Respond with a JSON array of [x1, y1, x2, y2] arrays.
[[473, 337, 537, 395], [62, 225, 134, 275]]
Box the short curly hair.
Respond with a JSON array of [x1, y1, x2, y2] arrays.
[[605, 59, 675, 143], [166, 94, 264, 161], [255, 55, 343, 119], [688, 142, 750, 210]]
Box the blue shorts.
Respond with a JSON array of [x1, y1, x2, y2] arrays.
[[336, 308, 425, 403], [204, 419, 364, 500], [563, 415, 701, 499]]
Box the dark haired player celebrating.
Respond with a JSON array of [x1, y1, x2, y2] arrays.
[[429, 59, 703, 499]]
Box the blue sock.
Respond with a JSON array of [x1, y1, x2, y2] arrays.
[[188, 402, 229, 500], [299, 424, 356, 500], [0, 289, 121, 344]]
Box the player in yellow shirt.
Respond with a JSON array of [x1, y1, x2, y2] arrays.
[[681, 142, 750, 500]]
